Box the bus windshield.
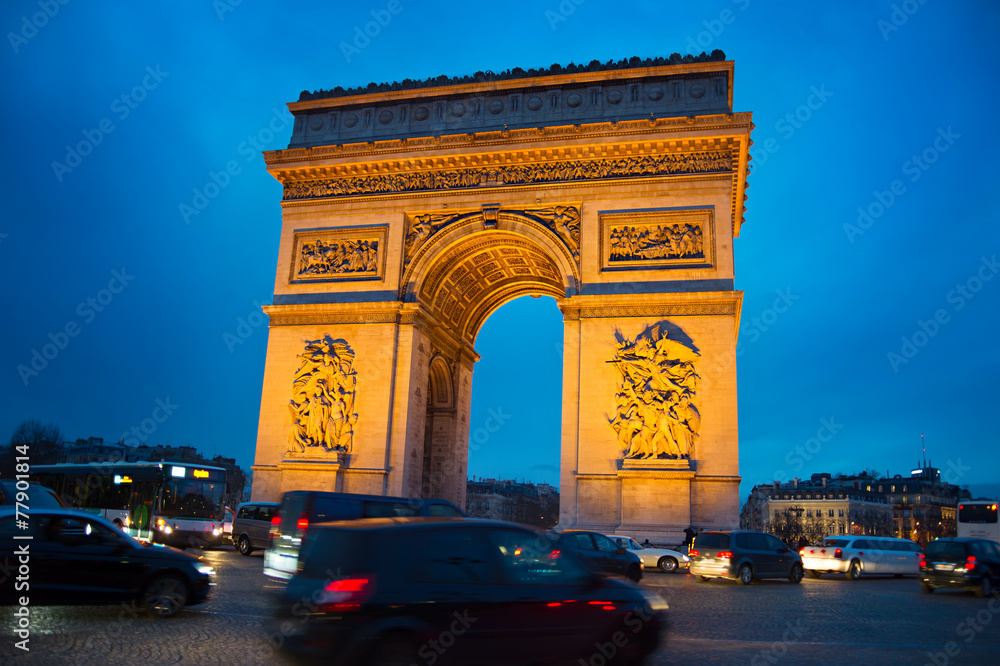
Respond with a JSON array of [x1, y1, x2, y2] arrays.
[[161, 479, 226, 520]]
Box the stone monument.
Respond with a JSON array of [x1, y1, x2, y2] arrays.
[[251, 53, 751, 541]]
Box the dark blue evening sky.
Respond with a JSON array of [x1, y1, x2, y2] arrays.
[[2, 1, 998, 501]]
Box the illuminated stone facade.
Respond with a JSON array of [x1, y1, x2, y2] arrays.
[[251, 56, 752, 541]]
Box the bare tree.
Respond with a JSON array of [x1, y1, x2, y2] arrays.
[[1, 419, 63, 477]]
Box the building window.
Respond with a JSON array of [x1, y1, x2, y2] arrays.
[[878, 486, 883, 492], [828, 509, 834, 518], [806, 510, 813, 518], [891, 486, 895, 492], [838, 509, 844, 518]]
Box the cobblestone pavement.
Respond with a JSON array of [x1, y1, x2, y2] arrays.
[[3, 547, 1000, 665]]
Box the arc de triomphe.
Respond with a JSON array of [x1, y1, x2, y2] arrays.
[[251, 54, 751, 539]]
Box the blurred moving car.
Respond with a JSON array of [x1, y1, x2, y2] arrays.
[[0, 479, 67, 508], [550, 530, 643, 581], [232, 501, 279, 555], [609, 535, 691, 573], [0, 507, 215, 617], [264, 490, 466, 580], [689, 530, 803, 585], [800, 535, 922, 579], [919, 537, 1000, 597], [274, 517, 667, 665]]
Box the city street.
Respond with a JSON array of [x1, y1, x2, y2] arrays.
[[3, 546, 1000, 665]]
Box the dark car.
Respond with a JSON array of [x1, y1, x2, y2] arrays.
[[264, 490, 466, 580], [689, 530, 803, 585], [919, 537, 1000, 597], [0, 479, 67, 508], [549, 530, 644, 582], [0, 507, 215, 617], [274, 517, 667, 665]]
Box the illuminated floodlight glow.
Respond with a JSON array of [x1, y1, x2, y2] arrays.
[[171, 466, 186, 478]]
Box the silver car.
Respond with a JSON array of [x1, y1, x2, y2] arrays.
[[801, 535, 922, 579], [609, 535, 691, 573]]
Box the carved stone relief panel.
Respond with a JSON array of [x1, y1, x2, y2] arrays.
[[600, 208, 714, 271], [404, 206, 580, 272], [287, 336, 359, 457], [608, 323, 700, 463], [290, 226, 388, 283]]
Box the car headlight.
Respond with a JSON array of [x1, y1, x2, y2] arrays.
[[196, 564, 216, 577]]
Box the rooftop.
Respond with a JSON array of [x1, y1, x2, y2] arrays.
[[298, 51, 727, 101]]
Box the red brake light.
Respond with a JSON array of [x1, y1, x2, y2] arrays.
[[919, 554, 926, 569], [297, 513, 309, 531], [318, 577, 375, 612], [549, 549, 561, 559], [689, 549, 699, 557], [834, 548, 843, 559], [270, 515, 280, 528], [717, 551, 732, 559], [965, 556, 976, 571], [798, 549, 805, 556]]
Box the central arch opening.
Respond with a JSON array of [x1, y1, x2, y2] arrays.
[[409, 216, 578, 520], [465, 294, 563, 526]]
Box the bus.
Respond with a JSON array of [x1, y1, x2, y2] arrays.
[[32, 461, 228, 548], [957, 500, 1000, 545]]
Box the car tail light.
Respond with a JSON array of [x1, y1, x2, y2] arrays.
[[717, 551, 732, 559], [688, 549, 699, 557], [549, 549, 561, 559], [919, 554, 926, 569], [799, 549, 805, 556], [297, 513, 309, 532], [965, 556, 976, 572], [318, 576, 375, 612], [834, 548, 843, 559]]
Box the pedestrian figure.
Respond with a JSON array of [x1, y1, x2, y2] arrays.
[[683, 525, 697, 551]]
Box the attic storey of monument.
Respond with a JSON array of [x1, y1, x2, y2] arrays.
[[251, 55, 751, 542]]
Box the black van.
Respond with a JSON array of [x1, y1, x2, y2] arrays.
[[263, 490, 466, 580]]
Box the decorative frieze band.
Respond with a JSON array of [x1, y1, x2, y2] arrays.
[[562, 301, 739, 320], [282, 150, 733, 201]]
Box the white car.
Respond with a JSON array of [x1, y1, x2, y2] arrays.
[[800, 535, 922, 579], [608, 535, 691, 573]]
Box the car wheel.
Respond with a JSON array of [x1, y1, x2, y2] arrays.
[[141, 574, 189, 618], [739, 564, 753, 585], [920, 581, 935, 594], [658, 557, 678, 573], [808, 570, 822, 578], [789, 564, 803, 584], [238, 535, 254, 556], [625, 564, 642, 582], [975, 576, 992, 599], [369, 632, 417, 666], [847, 560, 863, 581]]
